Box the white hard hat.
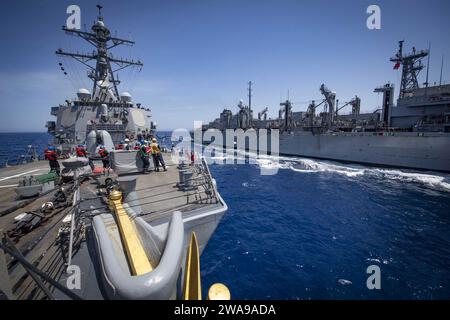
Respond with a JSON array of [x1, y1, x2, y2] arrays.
[[124, 138, 130, 142]]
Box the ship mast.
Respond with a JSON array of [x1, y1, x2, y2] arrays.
[[247, 81, 252, 111], [390, 40, 428, 99], [56, 5, 143, 101]]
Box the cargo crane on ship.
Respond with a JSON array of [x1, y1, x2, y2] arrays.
[[335, 96, 361, 117], [258, 107, 268, 121], [202, 40, 450, 172], [319, 84, 337, 128]]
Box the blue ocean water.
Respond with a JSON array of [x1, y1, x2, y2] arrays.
[[0, 132, 52, 167], [202, 155, 450, 299], [2, 132, 450, 299]]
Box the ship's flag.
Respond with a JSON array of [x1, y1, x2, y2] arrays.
[[393, 62, 401, 70]]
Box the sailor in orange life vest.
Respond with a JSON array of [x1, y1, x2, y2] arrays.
[[44, 145, 60, 175], [76, 144, 95, 170], [150, 138, 167, 172], [75, 144, 87, 157], [116, 140, 124, 150], [133, 142, 141, 150], [98, 145, 110, 169]]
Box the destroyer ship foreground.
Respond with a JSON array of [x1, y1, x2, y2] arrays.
[[0, 7, 228, 300], [203, 41, 450, 172]]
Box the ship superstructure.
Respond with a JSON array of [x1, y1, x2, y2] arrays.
[[0, 6, 228, 300], [203, 41, 450, 172], [46, 6, 155, 152]]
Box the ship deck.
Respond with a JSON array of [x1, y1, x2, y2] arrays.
[[0, 161, 50, 216], [0, 152, 225, 299], [0, 160, 73, 299], [135, 156, 222, 222]]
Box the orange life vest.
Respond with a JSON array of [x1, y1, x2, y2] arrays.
[[44, 149, 57, 161], [76, 147, 86, 157], [99, 149, 108, 158]]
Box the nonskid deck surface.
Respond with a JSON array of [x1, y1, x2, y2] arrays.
[[0, 159, 111, 299], [134, 153, 222, 222], [0, 153, 223, 299], [0, 160, 74, 299], [0, 160, 50, 182], [0, 161, 51, 215], [52, 154, 222, 299]]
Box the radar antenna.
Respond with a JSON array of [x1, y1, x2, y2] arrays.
[[96, 4, 103, 18], [247, 81, 253, 111], [390, 40, 428, 99], [56, 5, 143, 101]]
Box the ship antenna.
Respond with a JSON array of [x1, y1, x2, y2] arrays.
[[439, 55, 444, 86], [424, 42, 431, 93], [97, 4, 103, 20], [247, 81, 252, 111], [56, 5, 143, 100], [390, 40, 428, 99]]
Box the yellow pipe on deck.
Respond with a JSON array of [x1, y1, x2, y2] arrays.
[[109, 190, 153, 276]]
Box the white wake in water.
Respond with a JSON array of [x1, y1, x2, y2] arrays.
[[260, 155, 450, 192], [369, 169, 450, 192], [255, 153, 367, 178], [209, 149, 450, 192]]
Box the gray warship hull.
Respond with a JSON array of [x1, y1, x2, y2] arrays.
[[202, 40, 450, 173], [277, 131, 450, 172], [202, 129, 450, 172], [0, 6, 230, 300]]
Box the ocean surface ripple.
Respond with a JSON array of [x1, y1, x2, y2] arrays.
[[2, 133, 449, 299], [203, 150, 450, 299]]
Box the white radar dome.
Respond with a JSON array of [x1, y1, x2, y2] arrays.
[[120, 92, 132, 102], [77, 88, 91, 100]]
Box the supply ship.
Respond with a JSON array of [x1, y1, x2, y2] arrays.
[[203, 41, 450, 172], [0, 6, 228, 300]]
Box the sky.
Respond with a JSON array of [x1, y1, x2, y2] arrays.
[[0, 0, 449, 132]]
